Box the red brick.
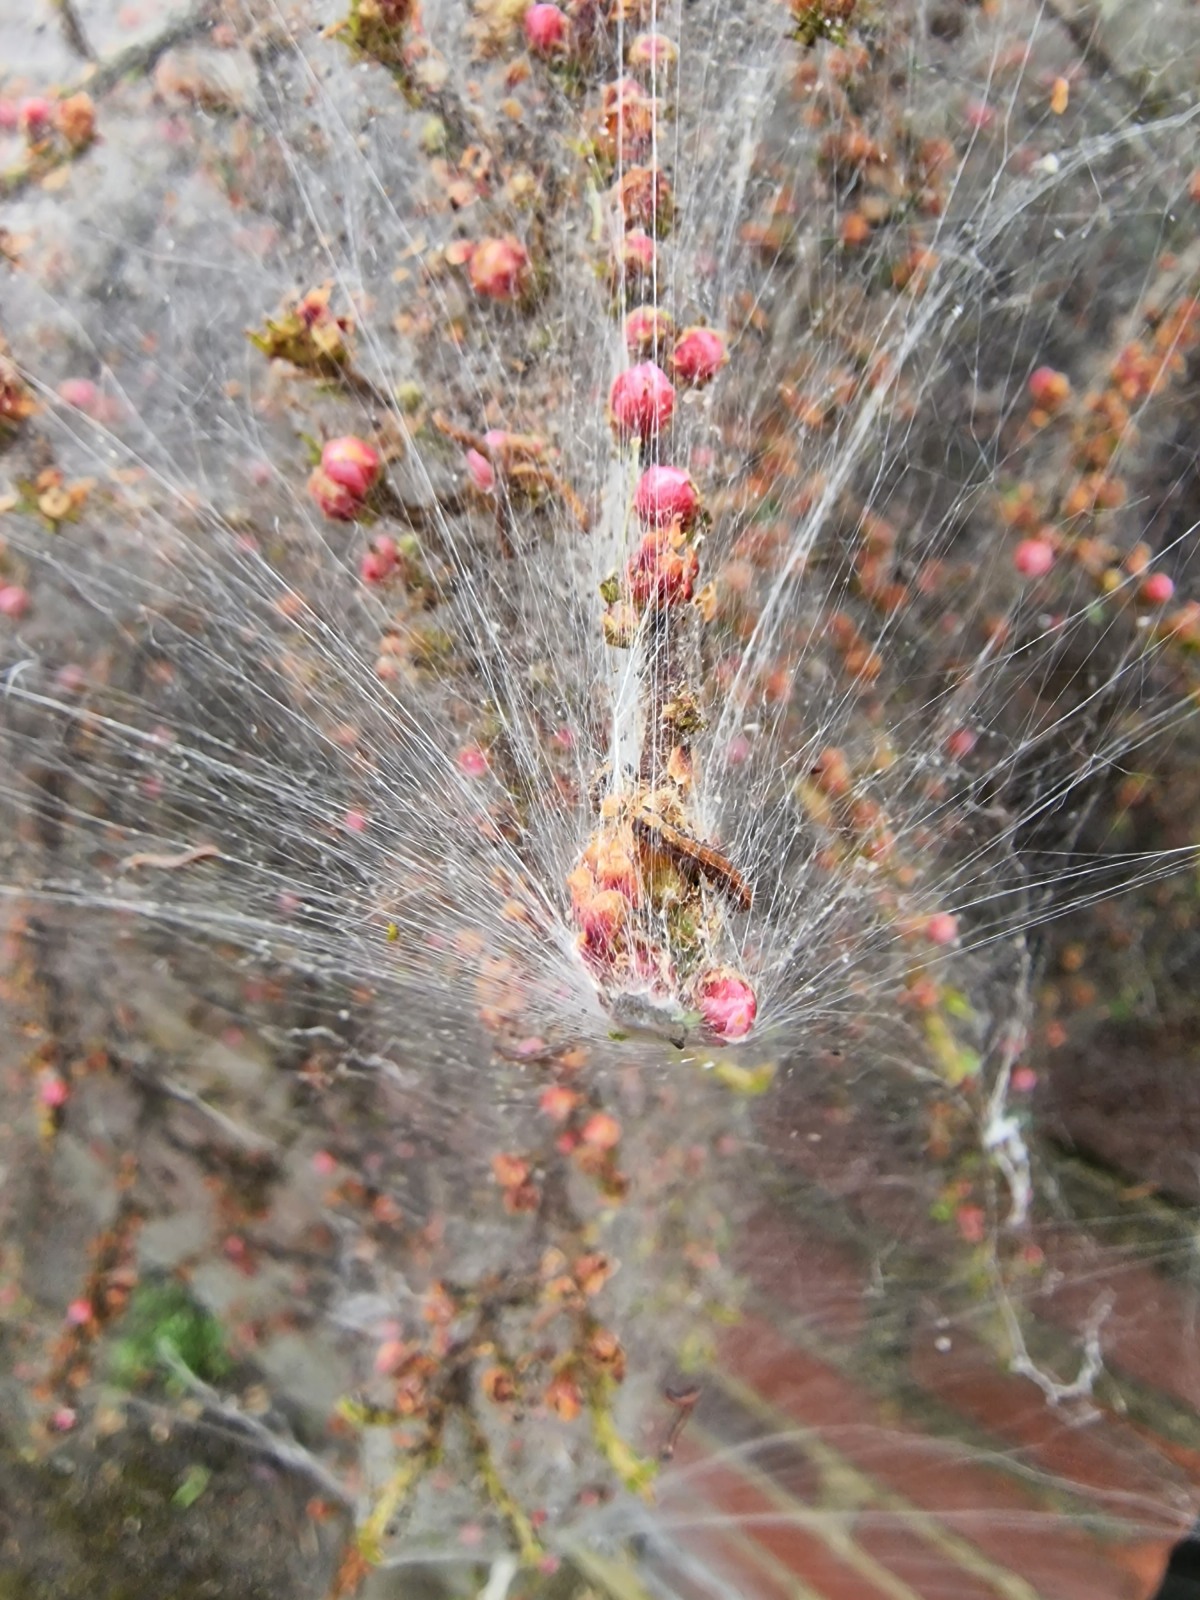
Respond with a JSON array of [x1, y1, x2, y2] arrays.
[[735, 1205, 870, 1347], [718, 1314, 1151, 1599], [755, 1091, 948, 1253], [1034, 1226, 1200, 1416], [854, 1521, 1009, 1600], [663, 1435, 899, 1600], [648, 1520, 803, 1600], [910, 1323, 1198, 1536]]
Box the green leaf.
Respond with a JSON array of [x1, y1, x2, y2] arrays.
[[172, 1464, 211, 1509]]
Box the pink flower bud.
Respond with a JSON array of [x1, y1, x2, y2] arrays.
[[634, 464, 701, 530], [1139, 572, 1174, 605], [627, 32, 678, 74], [468, 236, 531, 302], [308, 470, 358, 521], [524, 3, 569, 55], [18, 98, 53, 140], [944, 727, 977, 761], [308, 435, 381, 521], [39, 1073, 68, 1108], [612, 228, 658, 294], [1028, 365, 1070, 410], [925, 912, 958, 945], [580, 1111, 621, 1149], [539, 1085, 580, 1121], [458, 745, 489, 777], [670, 325, 728, 389], [58, 377, 99, 412], [1013, 538, 1055, 578], [624, 305, 674, 359], [465, 448, 496, 492], [0, 585, 30, 619], [965, 100, 995, 131], [956, 1204, 986, 1244], [608, 361, 674, 441], [322, 435, 380, 498], [694, 968, 757, 1041], [360, 536, 398, 584]]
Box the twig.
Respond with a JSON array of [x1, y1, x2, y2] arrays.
[[464, 1406, 545, 1566], [116, 842, 220, 873], [658, 1381, 701, 1461], [81, 2, 219, 98], [53, 0, 95, 60], [141, 1072, 279, 1155], [146, 1347, 353, 1508]]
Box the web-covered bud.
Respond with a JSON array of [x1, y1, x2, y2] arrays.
[[308, 436, 382, 521], [634, 464, 702, 530], [524, 3, 569, 55], [670, 325, 728, 389], [693, 967, 757, 1040], [609, 361, 674, 442], [467, 236, 532, 302], [623, 305, 674, 360], [627, 32, 678, 77], [626, 526, 699, 608]]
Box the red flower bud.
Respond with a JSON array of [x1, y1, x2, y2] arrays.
[[925, 912, 958, 945], [580, 1112, 621, 1150], [1028, 365, 1070, 411], [467, 236, 531, 302], [634, 464, 701, 530], [624, 305, 674, 359], [524, 3, 569, 55], [58, 377, 99, 413], [539, 1085, 580, 1121], [308, 435, 381, 521], [493, 1153, 530, 1189], [694, 968, 757, 1040], [18, 98, 53, 140], [612, 228, 658, 294], [1013, 537, 1055, 578], [1139, 572, 1174, 605], [360, 536, 398, 584], [670, 325, 728, 389], [0, 585, 31, 619], [323, 435, 380, 497], [609, 361, 674, 441]]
